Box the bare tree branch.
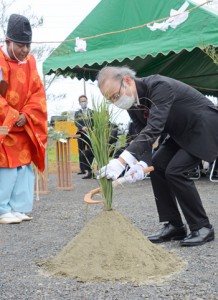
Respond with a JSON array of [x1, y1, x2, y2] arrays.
[[0, 0, 73, 105], [0, 0, 15, 36]]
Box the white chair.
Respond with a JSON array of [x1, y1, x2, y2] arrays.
[[209, 159, 218, 182]]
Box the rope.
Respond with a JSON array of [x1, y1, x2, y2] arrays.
[[80, 1, 212, 42], [2, 0, 210, 45]]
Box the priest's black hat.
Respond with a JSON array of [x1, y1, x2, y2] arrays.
[[6, 14, 32, 43]]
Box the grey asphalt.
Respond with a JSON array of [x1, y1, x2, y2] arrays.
[[0, 173, 217, 300]]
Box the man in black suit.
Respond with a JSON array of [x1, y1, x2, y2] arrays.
[[74, 95, 94, 179], [97, 65, 218, 247]]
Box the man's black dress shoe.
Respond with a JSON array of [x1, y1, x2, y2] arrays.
[[148, 223, 187, 243], [77, 171, 86, 175], [180, 226, 215, 247], [82, 172, 95, 179]]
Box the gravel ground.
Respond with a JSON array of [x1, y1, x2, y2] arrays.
[[0, 173, 218, 300]]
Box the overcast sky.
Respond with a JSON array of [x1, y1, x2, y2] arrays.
[[10, 0, 100, 42]]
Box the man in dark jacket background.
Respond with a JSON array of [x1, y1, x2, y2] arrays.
[[97, 65, 218, 247], [74, 95, 94, 179]]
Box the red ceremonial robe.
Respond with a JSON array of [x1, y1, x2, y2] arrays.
[[0, 47, 47, 172]]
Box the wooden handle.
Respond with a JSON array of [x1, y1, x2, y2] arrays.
[[0, 80, 8, 97], [143, 166, 154, 174], [113, 165, 154, 187]]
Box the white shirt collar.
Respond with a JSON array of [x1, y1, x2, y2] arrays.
[[2, 44, 27, 64], [2, 45, 10, 58]]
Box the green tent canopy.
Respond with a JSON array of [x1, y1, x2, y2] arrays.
[[43, 0, 218, 96]]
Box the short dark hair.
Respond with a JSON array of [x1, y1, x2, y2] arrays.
[[78, 95, 87, 102]]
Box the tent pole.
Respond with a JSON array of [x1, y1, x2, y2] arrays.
[[43, 74, 46, 88], [33, 73, 49, 196], [83, 78, 86, 96]]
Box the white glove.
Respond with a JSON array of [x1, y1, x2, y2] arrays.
[[120, 150, 137, 166], [97, 159, 125, 180], [124, 161, 148, 183]]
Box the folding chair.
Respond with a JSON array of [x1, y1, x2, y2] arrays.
[[209, 159, 218, 182], [186, 165, 201, 180]]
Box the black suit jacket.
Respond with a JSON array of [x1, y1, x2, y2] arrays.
[[127, 75, 218, 165], [74, 108, 93, 132]]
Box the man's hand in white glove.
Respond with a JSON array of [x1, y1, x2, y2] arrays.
[[124, 161, 148, 183], [97, 159, 126, 180]]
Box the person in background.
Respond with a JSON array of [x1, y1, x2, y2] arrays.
[[96, 65, 218, 247], [112, 121, 136, 159], [83, 122, 119, 177], [0, 14, 47, 224], [74, 95, 94, 179], [125, 121, 137, 146]]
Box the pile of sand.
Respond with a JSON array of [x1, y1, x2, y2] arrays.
[[40, 210, 185, 284]]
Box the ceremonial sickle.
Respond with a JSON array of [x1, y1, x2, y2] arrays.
[[0, 80, 8, 97], [84, 166, 154, 204]]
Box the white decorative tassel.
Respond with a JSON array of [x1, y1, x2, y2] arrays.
[[74, 37, 87, 52]]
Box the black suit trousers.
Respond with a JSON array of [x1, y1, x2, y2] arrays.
[[77, 132, 92, 172], [150, 137, 210, 231]]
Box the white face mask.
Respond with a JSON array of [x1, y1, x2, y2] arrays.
[[114, 86, 135, 110], [80, 102, 87, 109]]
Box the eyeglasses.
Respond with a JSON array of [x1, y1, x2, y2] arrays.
[[108, 79, 123, 103]]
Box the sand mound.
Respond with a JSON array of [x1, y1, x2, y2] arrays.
[[40, 210, 185, 284]]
